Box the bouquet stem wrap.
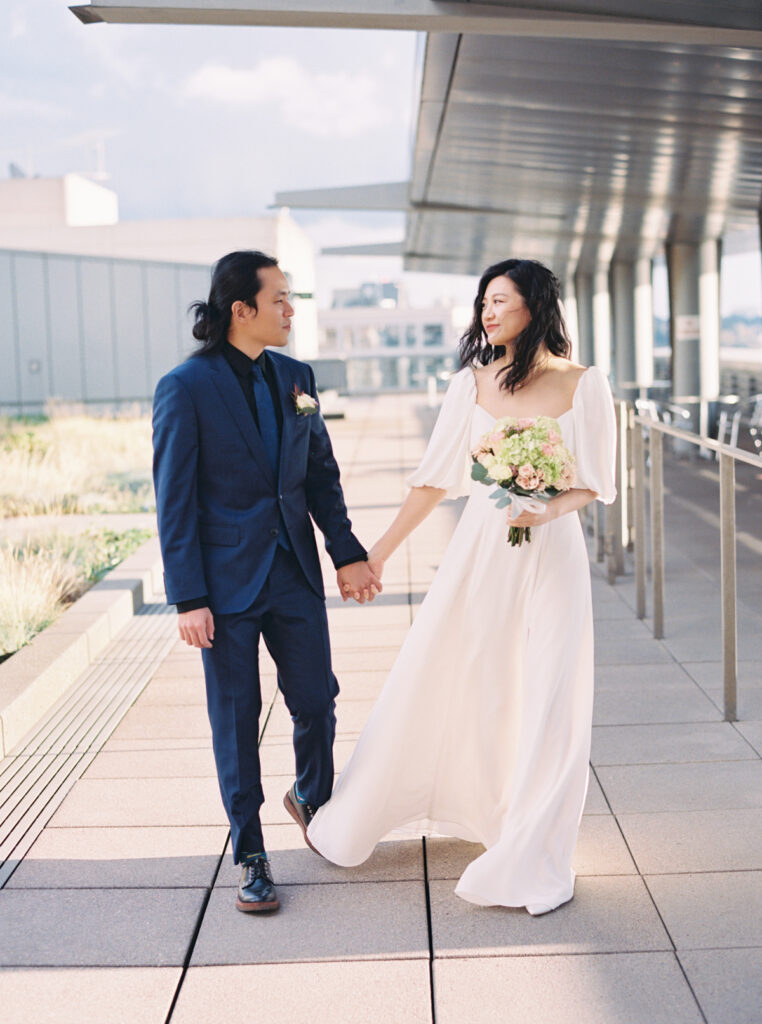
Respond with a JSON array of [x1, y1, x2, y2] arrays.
[[505, 493, 549, 547]]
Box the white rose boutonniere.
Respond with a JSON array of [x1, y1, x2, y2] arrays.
[[292, 385, 319, 416]]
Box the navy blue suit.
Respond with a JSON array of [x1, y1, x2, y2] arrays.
[[152, 348, 365, 860]]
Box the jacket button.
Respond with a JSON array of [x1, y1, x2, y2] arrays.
[[270, 528, 279, 537]]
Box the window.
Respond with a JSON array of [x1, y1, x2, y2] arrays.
[[423, 323, 444, 347]]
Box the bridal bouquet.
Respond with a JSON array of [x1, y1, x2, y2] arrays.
[[471, 416, 576, 546]]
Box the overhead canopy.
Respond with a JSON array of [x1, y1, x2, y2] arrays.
[[72, 1, 762, 277], [402, 26, 762, 275]]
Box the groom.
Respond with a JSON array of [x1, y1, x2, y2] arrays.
[[152, 250, 380, 914]]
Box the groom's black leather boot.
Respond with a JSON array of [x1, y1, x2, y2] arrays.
[[284, 784, 320, 854], [236, 856, 279, 913]]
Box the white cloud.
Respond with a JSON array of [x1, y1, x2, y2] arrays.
[[10, 11, 27, 39], [184, 58, 391, 139], [0, 92, 66, 119]]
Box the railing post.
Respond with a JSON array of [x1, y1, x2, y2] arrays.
[[605, 498, 617, 584], [612, 402, 626, 576], [595, 502, 604, 562], [719, 449, 738, 722], [625, 405, 635, 551], [633, 421, 647, 619], [650, 426, 665, 639]]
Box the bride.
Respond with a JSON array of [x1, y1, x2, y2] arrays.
[[305, 258, 616, 915]]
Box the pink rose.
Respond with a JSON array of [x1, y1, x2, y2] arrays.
[[541, 443, 554, 457], [548, 429, 561, 444], [517, 469, 539, 490], [489, 431, 504, 447], [517, 418, 535, 431]]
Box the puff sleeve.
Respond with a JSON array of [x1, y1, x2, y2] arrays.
[[571, 365, 617, 504], [405, 367, 476, 499]]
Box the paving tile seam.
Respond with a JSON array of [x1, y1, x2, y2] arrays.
[[676, 943, 762, 952], [213, 875, 432, 890], [10, 884, 213, 891], [430, 948, 677, 959], [191, 954, 433, 969], [2, 885, 210, 892], [730, 726, 762, 759], [1, 960, 189, 969], [594, 758, 760, 767], [75, 773, 217, 780], [593, 718, 727, 728], [45, 821, 228, 829], [642, 869, 762, 879], [435, 950, 695, 962]]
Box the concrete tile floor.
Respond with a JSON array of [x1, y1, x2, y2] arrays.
[[1, 393, 760, 1023]]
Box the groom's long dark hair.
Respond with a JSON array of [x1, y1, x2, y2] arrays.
[[189, 250, 279, 357], [459, 258, 572, 392]]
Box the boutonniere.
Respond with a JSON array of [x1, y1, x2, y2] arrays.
[[292, 385, 319, 416]]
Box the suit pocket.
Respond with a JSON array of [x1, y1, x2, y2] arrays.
[[199, 522, 239, 546]]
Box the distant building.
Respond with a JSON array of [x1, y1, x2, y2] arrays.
[[0, 173, 317, 413], [332, 281, 399, 309], [317, 283, 468, 392]]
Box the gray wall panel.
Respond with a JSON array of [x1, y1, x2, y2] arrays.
[[0, 253, 20, 405], [145, 264, 180, 383], [0, 250, 212, 410], [14, 253, 48, 407], [79, 259, 115, 400], [176, 266, 210, 362], [47, 255, 85, 402], [112, 261, 149, 400]]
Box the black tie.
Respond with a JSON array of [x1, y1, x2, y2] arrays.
[[251, 361, 290, 551], [251, 362, 280, 481]]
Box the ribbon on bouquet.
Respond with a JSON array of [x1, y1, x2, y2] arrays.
[[506, 492, 549, 521]]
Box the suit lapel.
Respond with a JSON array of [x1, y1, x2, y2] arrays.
[[208, 352, 276, 488], [269, 353, 303, 484]]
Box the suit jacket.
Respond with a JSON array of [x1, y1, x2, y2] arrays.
[[152, 348, 365, 614]]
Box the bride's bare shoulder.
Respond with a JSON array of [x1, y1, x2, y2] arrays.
[[546, 357, 586, 381], [561, 358, 587, 375]]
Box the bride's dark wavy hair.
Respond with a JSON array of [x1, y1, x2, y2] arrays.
[[459, 258, 572, 392], [189, 250, 279, 357]]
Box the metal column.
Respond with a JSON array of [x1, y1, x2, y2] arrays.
[[592, 268, 612, 377], [634, 257, 655, 394], [611, 260, 637, 399], [574, 271, 594, 367]]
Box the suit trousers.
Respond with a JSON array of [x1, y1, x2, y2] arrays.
[[201, 545, 339, 862]]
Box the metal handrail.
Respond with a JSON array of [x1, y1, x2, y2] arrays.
[[628, 409, 762, 723]]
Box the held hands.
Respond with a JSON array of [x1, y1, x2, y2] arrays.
[[337, 561, 383, 604], [178, 607, 215, 649]]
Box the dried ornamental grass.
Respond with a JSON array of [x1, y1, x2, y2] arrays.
[[0, 529, 153, 658], [0, 415, 154, 516]]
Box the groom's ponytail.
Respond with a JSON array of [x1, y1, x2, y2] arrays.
[[188, 250, 279, 358], [190, 300, 220, 343]]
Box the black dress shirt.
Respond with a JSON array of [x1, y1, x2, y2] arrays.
[[175, 344, 363, 614], [222, 342, 283, 434]]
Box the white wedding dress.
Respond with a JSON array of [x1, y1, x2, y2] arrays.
[[308, 365, 617, 911]]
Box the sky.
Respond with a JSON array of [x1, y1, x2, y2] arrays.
[[1, 0, 760, 317]]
